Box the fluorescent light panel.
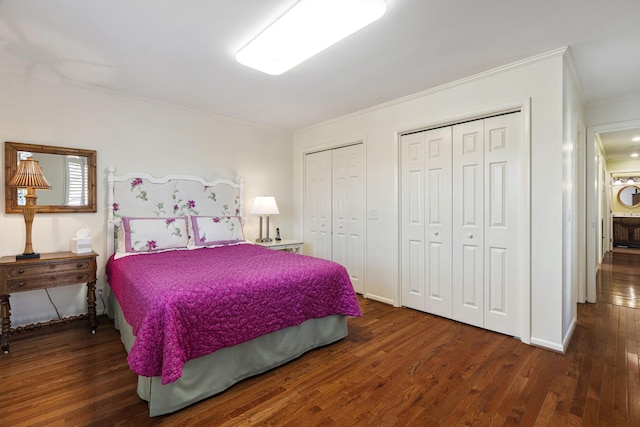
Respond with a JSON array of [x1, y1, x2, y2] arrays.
[[236, 0, 386, 75]]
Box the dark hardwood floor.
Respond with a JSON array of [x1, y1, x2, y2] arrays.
[[1, 255, 639, 426], [598, 248, 640, 308]]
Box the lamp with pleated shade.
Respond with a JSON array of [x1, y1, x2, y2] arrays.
[[9, 157, 51, 259]]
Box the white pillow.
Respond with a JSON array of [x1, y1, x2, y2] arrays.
[[121, 217, 189, 253], [189, 215, 245, 247]]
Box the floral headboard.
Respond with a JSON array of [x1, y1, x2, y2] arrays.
[[106, 167, 243, 257]]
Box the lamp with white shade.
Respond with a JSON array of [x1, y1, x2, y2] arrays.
[[251, 196, 280, 242]]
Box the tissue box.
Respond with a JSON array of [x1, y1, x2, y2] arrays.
[[71, 238, 92, 254]]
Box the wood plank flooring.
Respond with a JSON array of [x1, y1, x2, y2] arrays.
[[598, 248, 640, 308], [1, 254, 639, 426]]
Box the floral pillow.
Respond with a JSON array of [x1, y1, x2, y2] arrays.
[[189, 216, 245, 247], [121, 217, 190, 253]]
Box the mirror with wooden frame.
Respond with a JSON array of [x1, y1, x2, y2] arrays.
[[617, 184, 640, 208], [5, 141, 97, 213]]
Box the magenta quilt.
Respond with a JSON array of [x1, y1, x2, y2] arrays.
[[106, 244, 362, 384]]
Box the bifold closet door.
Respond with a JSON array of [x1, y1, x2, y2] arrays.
[[452, 120, 485, 328], [479, 113, 522, 337], [332, 145, 365, 294], [304, 144, 365, 293], [401, 112, 523, 337], [304, 150, 332, 260], [401, 128, 452, 315], [452, 113, 523, 336]]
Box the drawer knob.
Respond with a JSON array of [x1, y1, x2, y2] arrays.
[[17, 281, 26, 288], [77, 263, 84, 268], [17, 269, 25, 274], [77, 274, 84, 280], [48, 265, 56, 269], [49, 276, 56, 282]]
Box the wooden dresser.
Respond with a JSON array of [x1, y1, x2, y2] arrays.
[[612, 217, 640, 248], [0, 251, 98, 353]]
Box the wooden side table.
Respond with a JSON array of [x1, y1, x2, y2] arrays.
[[255, 239, 304, 253], [0, 251, 98, 353]]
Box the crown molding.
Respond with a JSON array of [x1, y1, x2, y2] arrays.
[[297, 47, 568, 133]]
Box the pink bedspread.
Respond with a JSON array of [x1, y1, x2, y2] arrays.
[[106, 244, 361, 384]]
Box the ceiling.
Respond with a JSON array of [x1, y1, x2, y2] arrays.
[[0, 0, 639, 131], [600, 128, 640, 163]]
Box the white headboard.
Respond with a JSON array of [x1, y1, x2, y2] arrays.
[[106, 166, 244, 257]]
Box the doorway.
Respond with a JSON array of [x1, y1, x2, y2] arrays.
[[586, 119, 640, 304]]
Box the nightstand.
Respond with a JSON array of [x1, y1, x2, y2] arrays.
[[255, 239, 304, 253], [0, 251, 98, 353]]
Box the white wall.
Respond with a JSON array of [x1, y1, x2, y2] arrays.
[[561, 55, 587, 349], [587, 93, 640, 127], [0, 66, 293, 326], [293, 49, 568, 350]]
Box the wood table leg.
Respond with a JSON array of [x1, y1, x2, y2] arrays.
[[1, 294, 11, 353], [86, 281, 97, 334]]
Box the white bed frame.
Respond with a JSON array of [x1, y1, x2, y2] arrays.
[[105, 167, 348, 416], [106, 166, 244, 258]]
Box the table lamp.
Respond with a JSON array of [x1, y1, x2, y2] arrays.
[[250, 196, 279, 242], [9, 157, 51, 259]]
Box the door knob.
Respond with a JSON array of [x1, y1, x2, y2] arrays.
[[468, 233, 474, 238]]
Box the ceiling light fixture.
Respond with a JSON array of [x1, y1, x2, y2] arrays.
[[235, 0, 387, 75], [631, 153, 639, 158], [633, 137, 640, 142]]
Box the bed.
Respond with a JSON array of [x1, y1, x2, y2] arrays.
[[105, 168, 361, 416]]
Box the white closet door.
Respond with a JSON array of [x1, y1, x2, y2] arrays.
[[304, 150, 332, 260], [401, 129, 452, 314], [402, 112, 524, 337], [332, 144, 365, 293], [452, 120, 485, 328], [424, 128, 453, 316], [401, 132, 427, 310], [332, 150, 348, 268], [482, 113, 522, 337]]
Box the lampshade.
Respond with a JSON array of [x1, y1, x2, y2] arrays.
[[9, 157, 51, 260], [250, 196, 280, 215], [9, 157, 52, 189]]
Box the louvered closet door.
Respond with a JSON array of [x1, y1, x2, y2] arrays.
[[304, 150, 332, 260], [401, 128, 452, 314], [332, 144, 365, 294], [452, 120, 485, 328]]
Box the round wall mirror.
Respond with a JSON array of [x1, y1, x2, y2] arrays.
[[617, 185, 640, 208]]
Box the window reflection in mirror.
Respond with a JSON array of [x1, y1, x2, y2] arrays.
[[17, 151, 89, 207], [617, 185, 640, 208]]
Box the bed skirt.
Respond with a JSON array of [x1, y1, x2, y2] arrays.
[[112, 297, 348, 416]]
